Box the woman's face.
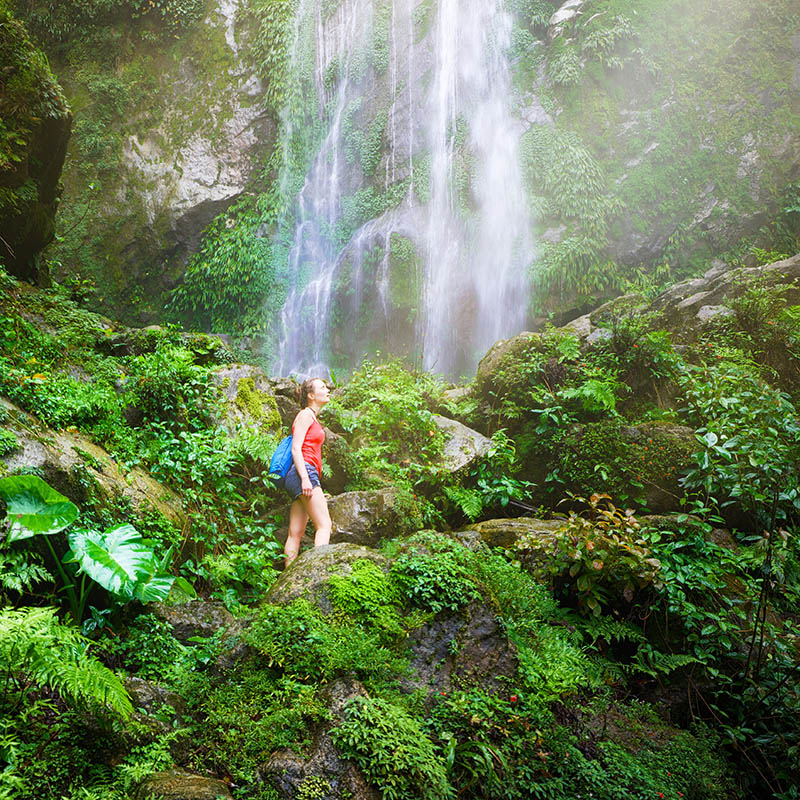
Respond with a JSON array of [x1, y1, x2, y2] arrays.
[[310, 379, 331, 405]]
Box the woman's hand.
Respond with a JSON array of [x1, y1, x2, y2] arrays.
[[301, 476, 314, 497]]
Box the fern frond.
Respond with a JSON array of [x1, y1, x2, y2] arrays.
[[632, 650, 699, 678], [0, 607, 132, 718], [443, 486, 484, 521], [571, 613, 645, 646]]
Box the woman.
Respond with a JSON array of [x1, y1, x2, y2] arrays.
[[283, 377, 332, 566]]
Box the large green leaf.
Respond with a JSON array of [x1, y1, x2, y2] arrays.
[[129, 573, 175, 603], [0, 475, 79, 542], [66, 524, 172, 602]]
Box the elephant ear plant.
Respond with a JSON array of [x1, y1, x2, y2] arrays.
[[0, 475, 193, 625]]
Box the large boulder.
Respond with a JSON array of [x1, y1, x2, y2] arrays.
[[321, 427, 358, 495], [266, 543, 389, 613], [474, 331, 540, 398], [211, 364, 283, 434], [462, 517, 564, 550], [148, 600, 235, 645], [432, 414, 492, 474], [277, 490, 420, 551], [548, 0, 584, 39], [325, 489, 414, 547], [0, 399, 184, 525], [533, 420, 696, 514], [0, 7, 71, 285], [124, 677, 188, 726]]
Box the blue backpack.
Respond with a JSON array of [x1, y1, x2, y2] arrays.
[[269, 434, 294, 480]]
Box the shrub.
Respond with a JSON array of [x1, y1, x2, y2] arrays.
[[391, 547, 479, 614], [518, 494, 661, 615], [331, 696, 453, 800], [106, 613, 190, 680], [188, 668, 328, 785], [329, 358, 446, 491]]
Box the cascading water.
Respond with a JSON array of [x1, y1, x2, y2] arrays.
[[273, 0, 535, 378]]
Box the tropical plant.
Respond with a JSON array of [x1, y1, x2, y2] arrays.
[[0, 475, 79, 542], [518, 493, 661, 614], [443, 430, 535, 522], [0, 606, 132, 717], [0, 475, 191, 622]]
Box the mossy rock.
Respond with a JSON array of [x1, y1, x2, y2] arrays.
[[462, 517, 564, 550], [546, 419, 696, 513], [474, 331, 541, 399], [0, 6, 70, 283], [323, 488, 421, 548], [211, 364, 282, 434], [0, 398, 184, 525], [134, 770, 232, 800], [266, 543, 389, 613]]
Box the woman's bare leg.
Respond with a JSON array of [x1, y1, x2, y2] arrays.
[[300, 486, 332, 546], [285, 498, 309, 567]]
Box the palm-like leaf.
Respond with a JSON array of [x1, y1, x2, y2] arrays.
[[0, 476, 79, 542], [66, 524, 174, 602]]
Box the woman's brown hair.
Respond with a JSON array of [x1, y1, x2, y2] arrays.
[[297, 377, 324, 408]]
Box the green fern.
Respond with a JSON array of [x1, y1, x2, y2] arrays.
[[0, 607, 132, 717], [443, 486, 484, 521], [573, 614, 645, 646], [0, 549, 52, 595], [629, 647, 699, 679]]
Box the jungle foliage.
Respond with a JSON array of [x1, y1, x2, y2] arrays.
[[1, 251, 800, 798]]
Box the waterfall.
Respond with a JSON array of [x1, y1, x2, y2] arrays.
[[272, 0, 535, 378]]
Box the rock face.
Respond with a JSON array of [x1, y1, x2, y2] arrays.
[[651, 253, 800, 339], [559, 253, 800, 348], [548, 0, 584, 39], [0, 399, 184, 525], [134, 770, 232, 800], [45, 0, 278, 323], [0, 7, 71, 285]]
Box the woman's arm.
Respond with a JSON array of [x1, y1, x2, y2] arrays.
[[291, 409, 315, 496]]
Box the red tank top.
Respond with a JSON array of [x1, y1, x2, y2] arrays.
[[292, 413, 325, 476]]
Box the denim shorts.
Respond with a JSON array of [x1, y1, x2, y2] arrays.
[[284, 462, 321, 498]]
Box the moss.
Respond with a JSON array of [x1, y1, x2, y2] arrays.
[[296, 775, 333, 800], [412, 0, 434, 44], [234, 377, 281, 430], [388, 234, 421, 318]]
